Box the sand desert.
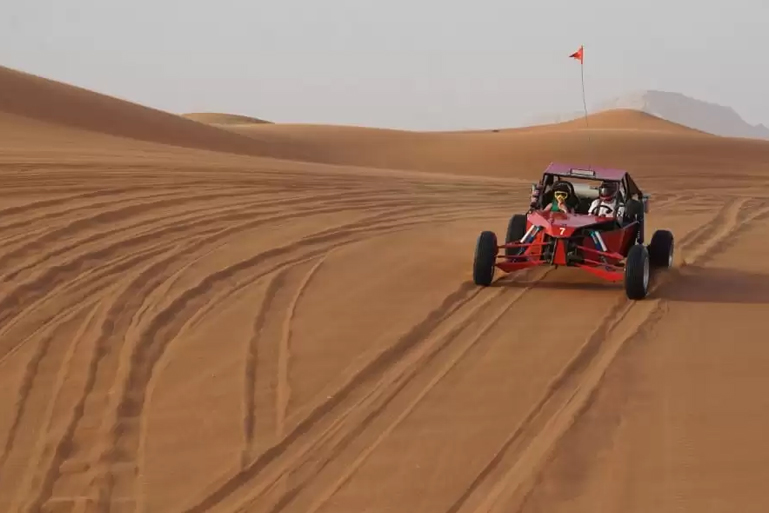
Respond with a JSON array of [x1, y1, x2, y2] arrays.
[[2, 63, 769, 513]]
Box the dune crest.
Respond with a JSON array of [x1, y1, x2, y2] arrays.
[[532, 108, 708, 133], [181, 112, 272, 125], [530, 89, 769, 140], [0, 65, 269, 157], [219, 108, 769, 177]]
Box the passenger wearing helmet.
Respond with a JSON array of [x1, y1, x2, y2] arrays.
[[589, 181, 624, 218], [548, 182, 573, 213]]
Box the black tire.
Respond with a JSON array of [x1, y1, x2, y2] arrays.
[[505, 214, 528, 257], [624, 244, 650, 300], [473, 231, 498, 286], [648, 229, 674, 268]]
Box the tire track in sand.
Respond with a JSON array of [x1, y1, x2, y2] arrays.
[[180, 264, 552, 513], [0, 180, 357, 500], [241, 253, 334, 467], [10, 293, 111, 513], [0, 191, 269, 284], [295, 269, 558, 513], [15, 192, 361, 511], [181, 202, 495, 335], [0, 192, 412, 363], [89, 200, 463, 509], [0, 186, 161, 225], [0, 187, 300, 278], [267, 254, 331, 508], [0, 297, 101, 477], [0, 239, 179, 368], [277, 255, 329, 438], [183, 280, 485, 513], [0, 189, 181, 247], [0, 187, 367, 285], [243, 268, 290, 467], [16, 243, 202, 513], [226, 269, 547, 513], [0, 181, 403, 287], [19, 196, 412, 512], [235, 206, 486, 467]]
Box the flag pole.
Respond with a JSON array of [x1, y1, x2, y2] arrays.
[[569, 45, 592, 169]]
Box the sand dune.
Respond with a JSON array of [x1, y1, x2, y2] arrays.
[[220, 112, 769, 179], [0, 66, 274, 158], [181, 113, 272, 125], [520, 108, 708, 133], [2, 65, 769, 513]]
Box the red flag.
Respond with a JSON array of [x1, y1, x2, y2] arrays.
[[569, 45, 584, 64]]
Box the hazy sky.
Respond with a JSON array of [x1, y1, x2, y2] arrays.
[[2, 0, 767, 130]]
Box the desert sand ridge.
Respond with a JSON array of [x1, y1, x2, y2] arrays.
[[521, 108, 708, 134], [182, 113, 272, 125], [529, 89, 769, 140], [2, 64, 769, 513], [218, 110, 769, 178], [0, 65, 273, 158]]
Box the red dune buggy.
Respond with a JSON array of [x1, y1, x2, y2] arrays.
[[472, 162, 674, 299]]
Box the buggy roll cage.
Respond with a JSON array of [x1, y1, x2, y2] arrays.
[[529, 166, 650, 220]]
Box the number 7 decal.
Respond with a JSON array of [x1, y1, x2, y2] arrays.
[[559, 227, 566, 235]]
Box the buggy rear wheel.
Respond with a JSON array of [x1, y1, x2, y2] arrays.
[[505, 214, 527, 257], [473, 230, 498, 286], [624, 243, 650, 300], [648, 229, 674, 267]]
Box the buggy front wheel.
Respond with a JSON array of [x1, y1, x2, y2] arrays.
[[473, 231, 498, 286], [624, 244, 650, 299]]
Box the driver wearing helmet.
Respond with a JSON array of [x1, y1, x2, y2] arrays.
[[548, 181, 573, 213], [589, 181, 624, 218]]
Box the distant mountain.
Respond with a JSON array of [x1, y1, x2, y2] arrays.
[[527, 90, 769, 140]]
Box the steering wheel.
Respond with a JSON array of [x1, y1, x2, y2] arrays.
[[591, 204, 614, 216]]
